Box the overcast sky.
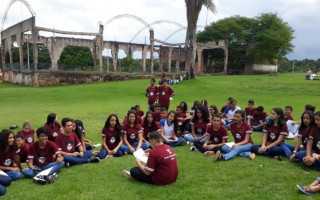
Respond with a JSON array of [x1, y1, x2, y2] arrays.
[[1, 0, 319, 60]]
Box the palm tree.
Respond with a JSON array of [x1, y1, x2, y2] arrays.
[[185, 0, 215, 78]]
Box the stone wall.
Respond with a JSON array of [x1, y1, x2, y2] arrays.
[[244, 64, 277, 74], [1, 70, 155, 86]]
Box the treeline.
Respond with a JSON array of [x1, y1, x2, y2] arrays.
[[278, 58, 320, 72]]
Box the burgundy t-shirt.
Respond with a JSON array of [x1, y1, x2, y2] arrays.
[[101, 128, 120, 149], [284, 115, 294, 122], [220, 105, 228, 113], [146, 86, 158, 104], [17, 129, 35, 144], [309, 126, 320, 154], [245, 107, 256, 116], [297, 127, 311, 149], [190, 120, 211, 135], [158, 86, 174, 107], [230, 122, 253, 144], [122, 124, 143, 145], [15, 143, 30, 163], [154, 112, 161, 122], [145, 144, 178, 185], [28, 141, 59, 167], [44, 123, 61, 142], [142, 122, 161, 140], [251, 111, 268, 123], [263, 123, 288, 143], [55, 132, 81, 153], [206, 125, 228, 144], [0, 146, 16, 167]]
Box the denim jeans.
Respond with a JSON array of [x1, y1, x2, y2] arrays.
[[280, 142, 305, 158], [250, 122, 264, 131], [96, 147, 123, 159], [22, 161, 65, 178], [224, 120, 234, 129], [251, 145, 283, 157], [296, 150, 308, 161], [221, 143, 253, 160], [184, 134, 207, 143], [120, 142, 149, 154], [63, 151, 92, 165], [0, 175, 11, 196], [163, 137, 185, 147], [4, 170, 21, 181]]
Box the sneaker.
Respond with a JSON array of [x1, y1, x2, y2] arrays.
[[296, 185, 313, 195], [204, 151, 214, 157], [274, 155, 282, 161], [190, 146, 197, 151], [46, 173, 58, 184], [187, 141, 193, 146], [65, 162, 70, 168], [214, 150, 222, 161], [122, 170, 131, 179], [290, 158, 300, 163], [249, 153, 256, 160], [34, 175, 47, 185], [89, 157, 100, 163], [93, 143, 101, 148]]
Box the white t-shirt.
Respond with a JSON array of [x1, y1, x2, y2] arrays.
[[160, 119, 174, 139]]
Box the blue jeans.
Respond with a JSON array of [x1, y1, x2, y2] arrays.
[[221, 143, 253, 160], [280, 142, 305, 158], [224, 120, 234, 129], [22, 161, 65, 178], [120, 142, 149, 154], [184, 134, 207, 143], [250, 122, 264, 131], [4, 170, 21, 181], [163, 137, 185, 147], [64, 151, 92, 165], [0, 175, 11, 196], [251, 145, 283, 157], [296, 150, 308, 161], [96, 147, 123, 159]]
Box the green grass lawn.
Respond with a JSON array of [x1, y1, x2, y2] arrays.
[[0, 73, 319, 200]]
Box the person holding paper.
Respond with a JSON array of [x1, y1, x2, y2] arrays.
[[122, 131, 178, 185], [22, 127, 65, 183]]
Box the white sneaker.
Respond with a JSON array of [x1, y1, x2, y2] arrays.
[[122, 170, 131, 178], [93, 143, 101, 148], [190, 146, 198, 151], [187, 141, 194, 146]]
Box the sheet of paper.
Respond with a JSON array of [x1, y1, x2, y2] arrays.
[[225, 142, 235, 148], [286, 120, 299, 134], [33, 167, 54, 180], [0, 170, 8, 176], [133, 148, 148, 164]]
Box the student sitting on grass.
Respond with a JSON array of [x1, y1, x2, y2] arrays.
[[0, 171, 11, 196], [284, 106, 294, 122], [17, 121, 35, 144], [251, 108, 288, 160], [305, 104, 316, 113], [153, 104, 161, 122], [135, 105, 144, 118], [179, 101, 188, 114], [15, 134, 30, 165], [55, 118, 99, 167], [208, 105, 219, 120], [160, 110, 185, 147], [142, 111, 161, 143], [245, 100, 256, 120], [0, 129, 22, 181], [22, 127, 64, 183], [184, 106, 211, 149], [300, 111, 320, 170], [120, 111, 149, 154], [122, 131, 178, 185], [281, 111, 315, 161], [221, 99, 241, 129], [44, 113, 61, 142], [215, 110, 255, 161], [220, 97, 233, 113], [247, 106, 269, 131], [74, 120, 100, 151], [194, 114, 228, 156], [96, 114, 123, 159], [296, 177, 320, 195]]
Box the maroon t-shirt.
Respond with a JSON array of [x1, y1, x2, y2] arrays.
[[190, 120, 211, 135], [17, 129, 35, 144], [101, 128, 120, 150], [206, 125, 228, 144], [158, 86, 174, 108], [122, 124, 143, 145], [55, 132, 81, 153], [146, 86, 158, 104], [284, 115, 294, 122], [251, 111, 268, 123], [230, 122, 253, 144], [44, 123, 61, 142], [15, 143, 30, 163], [154, 112, 161, 122], [297, 127, 311, 149], [142, 122, 161, 140], [28, 141, 59, 167], [145, 144, 178, 185], [245, 107, 256, 116], [263, 123, 288, 143], [309, 126, 320, 154], [0, 146, 16, 167], [137, 110, 144, 118], [220, 105, 228, 113]]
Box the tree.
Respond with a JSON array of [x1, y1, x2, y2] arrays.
[[58, 46, 94, 70], [185, 0, 216, 78]]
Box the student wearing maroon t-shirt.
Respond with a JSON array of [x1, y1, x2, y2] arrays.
[[245, 100, 256, 120], [122, 131, 178, 185], [146, 78, 158, 110], [142, 111, 161, 142], [158, 79, 175, 109], [15, 134, 30, 164], [194, 114, 228, 156], [55, 118, 99, 166], [160, 111, 185, 147], [0, 129, 22, 181], [120, 111, 149, 154], [44, 113, 61, 142], [248, 106, 269, 131], [251, 108, 288, 159], [153, 104, 161, 122], [281, 111, 315, 161], [284, 106, 294, 122], [17, 121, 35, 144], [179, 101, 188, 114], [215, 110, 255, 161], [209, 105, 219, 120], [96, 114, 123, 159], [184, 106, 211, 147], [22, 127, 64, 182], [301, 111, 320, 170]]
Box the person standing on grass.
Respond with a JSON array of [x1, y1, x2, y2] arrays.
[[96, 114, 123, 159], [22, 127, 64, 183], [55, 118, 99, 167], [194, 114, 228, 156], [215, 110, 255, 161], [160, 110, 185, 147], [17, 121, 35, 144], [120, 111, 149, 154], [44, 113, 61, 142], [146, 78, 158, 110], [122, 131, 178, 185], [251, 108, 288, 160], [0, 129, 22, 181], [158, 79, 174, 110]]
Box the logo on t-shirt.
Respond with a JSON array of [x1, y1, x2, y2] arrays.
[[130, 133, 136, 140], [214, 137, 219, 142], [197, 128, 202, 134], [303, 138, 308, 145], [27, 137, 33, 143], [150, 92, 154, 96], [317, 141, 320, 149], [67, 143, 73, 151], [166, 149, 172, 154], [110, 137, 115, 144], [4, 159, 12, 166], [53, 132, 58, 137], [39, 157, 46, 163], [270, 133, 276, 140], [162, 91, 165, 96], [235, 133, 241, 139]]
